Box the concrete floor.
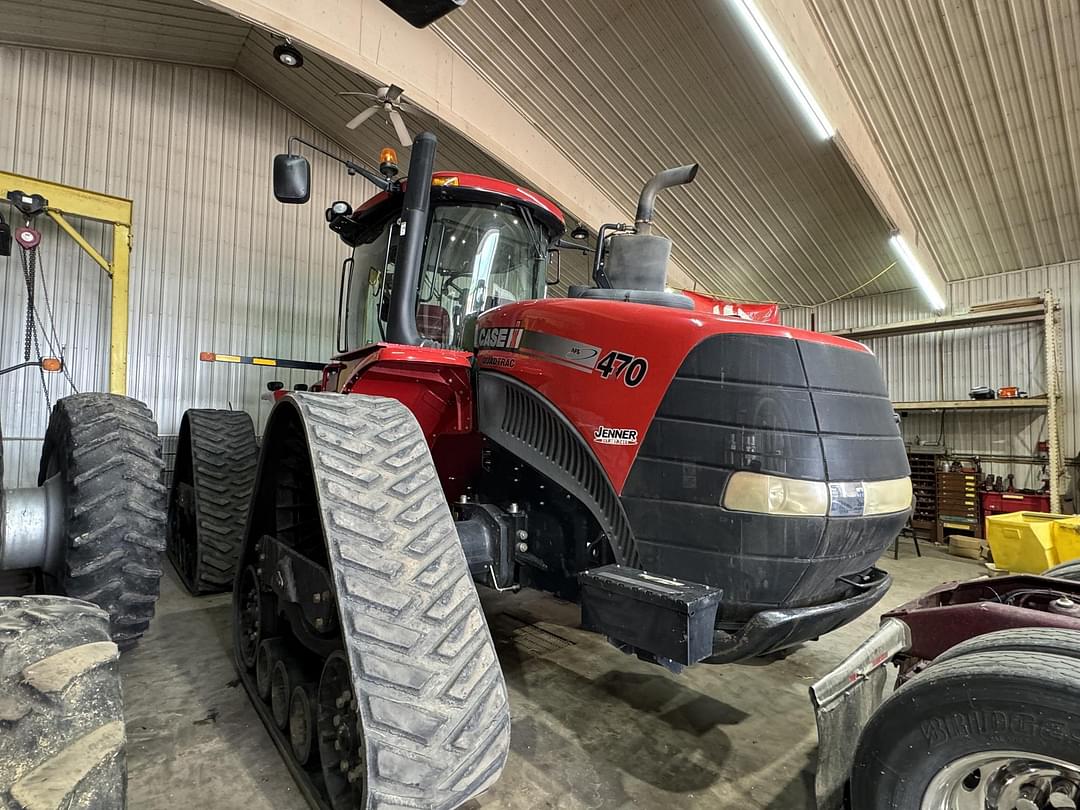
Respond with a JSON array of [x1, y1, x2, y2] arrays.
[[121, 544, 983, 809]]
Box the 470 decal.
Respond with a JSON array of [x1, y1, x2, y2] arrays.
[[595, 351, 648, 387]]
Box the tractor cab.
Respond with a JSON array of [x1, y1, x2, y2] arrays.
[[272, 136, 565, 354], [336, 172, 564, 352]]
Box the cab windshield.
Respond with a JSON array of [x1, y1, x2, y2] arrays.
[[344, 200, 553, 351]]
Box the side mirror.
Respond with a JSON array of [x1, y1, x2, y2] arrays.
[[273, 154, 311, 204]]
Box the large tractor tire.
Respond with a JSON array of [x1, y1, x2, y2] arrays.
[[850, 648, 1080, 808], [39, 394, 167, 651], [0, 595, 126, 808], [167, 409, 258, 594], [234, 393, 510, 809]]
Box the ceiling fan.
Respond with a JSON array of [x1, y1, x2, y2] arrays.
[[339, 85, 417, 147]]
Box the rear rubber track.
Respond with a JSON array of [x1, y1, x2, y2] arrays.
[[40, 393, 167, 650], [168, 409, 258, 593], [0, 595, 125, 809], [291, 392, 511, 809]]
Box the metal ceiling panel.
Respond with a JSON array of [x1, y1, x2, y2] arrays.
[[433, 0, 906, 304], [0, 0, 250, 68], [810, 0, 1080, 282]]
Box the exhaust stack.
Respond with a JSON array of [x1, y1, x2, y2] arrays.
[[603, 163, 699, 291], [386, 132, 437, 346]]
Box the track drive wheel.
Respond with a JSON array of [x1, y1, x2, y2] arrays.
[[851, 647, 1080, 808], [0, 595, 126, 807], [39, 393, 167, 650], [235, 393, 511, 808], [168, 409, 258, 594]]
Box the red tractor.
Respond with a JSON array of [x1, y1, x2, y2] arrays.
[[167, 133, 913, 808]]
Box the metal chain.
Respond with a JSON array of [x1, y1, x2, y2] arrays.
[[19, 242, 36, 362]]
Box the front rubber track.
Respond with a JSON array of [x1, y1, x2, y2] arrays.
[[39, 393, 167, 651], [167, 409, 258, 594], [0, 595, 126, 808], [269, 393, 511, 809]]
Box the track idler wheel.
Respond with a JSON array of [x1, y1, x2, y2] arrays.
[[318, 651, 367, 809], [256, 639, 285, 702], [289, 684, 318, 767], [236, 565, 267, 669], [271, 658, 305, 730]]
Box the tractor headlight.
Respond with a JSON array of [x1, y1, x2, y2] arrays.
[[723, 472, 829, 517], [723, 472, 912, 518]]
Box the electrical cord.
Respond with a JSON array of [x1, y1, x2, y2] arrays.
[[696, 260, 899, 310]]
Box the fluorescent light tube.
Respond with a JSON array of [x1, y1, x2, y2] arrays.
[[730, 0, 835, 140], [889, 234, 946, 311]]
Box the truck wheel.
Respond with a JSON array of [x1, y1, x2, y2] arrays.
[[851, 650, 1080, 808], [934, 627, 1080, 666], [1045, 559, 1080, 581], [167, 409, 258, 594], [39, 394, 167, 650], [0, 595, 125, 808]]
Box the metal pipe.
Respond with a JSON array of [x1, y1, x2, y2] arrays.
[[633, 164, 699, 235], [386, 132, 437, 346]]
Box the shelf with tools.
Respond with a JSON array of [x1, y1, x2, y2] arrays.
[[892, 397, 1049, 412], [831, 294, 1065, 514]]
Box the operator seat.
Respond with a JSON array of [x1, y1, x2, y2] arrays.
[[416, 303, 451, 345]]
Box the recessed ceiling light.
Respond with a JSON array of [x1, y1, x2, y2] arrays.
[[273, 42, 304, 69]]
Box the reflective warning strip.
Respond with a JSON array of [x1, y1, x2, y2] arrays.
[[199, 352, 325, 371]]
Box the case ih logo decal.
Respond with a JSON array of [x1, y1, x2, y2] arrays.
[[476, 328, 648, 386], [476, 327, 524, 350], [593, 426, 639, 445]]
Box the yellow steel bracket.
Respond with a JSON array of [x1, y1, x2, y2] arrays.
[[0, 171, 133, 395]]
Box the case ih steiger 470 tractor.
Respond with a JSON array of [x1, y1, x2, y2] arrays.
[[166, 132, 915, 809]]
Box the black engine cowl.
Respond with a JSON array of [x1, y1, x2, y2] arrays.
[[621, 332, 910, 625]]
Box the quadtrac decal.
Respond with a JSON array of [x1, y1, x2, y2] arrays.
[[593, 426, 639, 446], [476, 327, 649, 386]]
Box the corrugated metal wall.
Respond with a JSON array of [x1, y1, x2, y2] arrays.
[[1, 44, 374, 486], [783, 262, 1078, 499]]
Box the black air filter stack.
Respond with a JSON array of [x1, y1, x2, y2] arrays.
[[604, 164, 698, 291]]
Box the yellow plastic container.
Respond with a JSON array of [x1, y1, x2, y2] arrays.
[[1052, 516, 1080, 566], [985, 511, 1064, 573]]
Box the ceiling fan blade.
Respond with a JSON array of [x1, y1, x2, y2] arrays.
[[346, 105, 380, 129], [389, 109, 413, 147], [398, 101, 421, 114]]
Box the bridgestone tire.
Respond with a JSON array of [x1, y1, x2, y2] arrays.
[[1045, 559, 1080, 581], [850, 650, 1080, 808], [39, 394, 167, 651], [934, 627, 1080, 666], [0, 595, 125, 808], [277, 393, 511, 808], [167, 410, 258, 594]]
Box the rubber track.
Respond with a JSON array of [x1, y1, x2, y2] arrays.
[[0, 595, 125, 809], [291, 392, 510, 810], [40, 394, 167, 651], [170, 409, 258, 593]]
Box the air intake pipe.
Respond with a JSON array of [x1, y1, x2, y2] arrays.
[[386, 131, 437, 346], [602, 163, 699, 291]]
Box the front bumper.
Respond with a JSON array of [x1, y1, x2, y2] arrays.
[[705, 566, 892, 664]]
